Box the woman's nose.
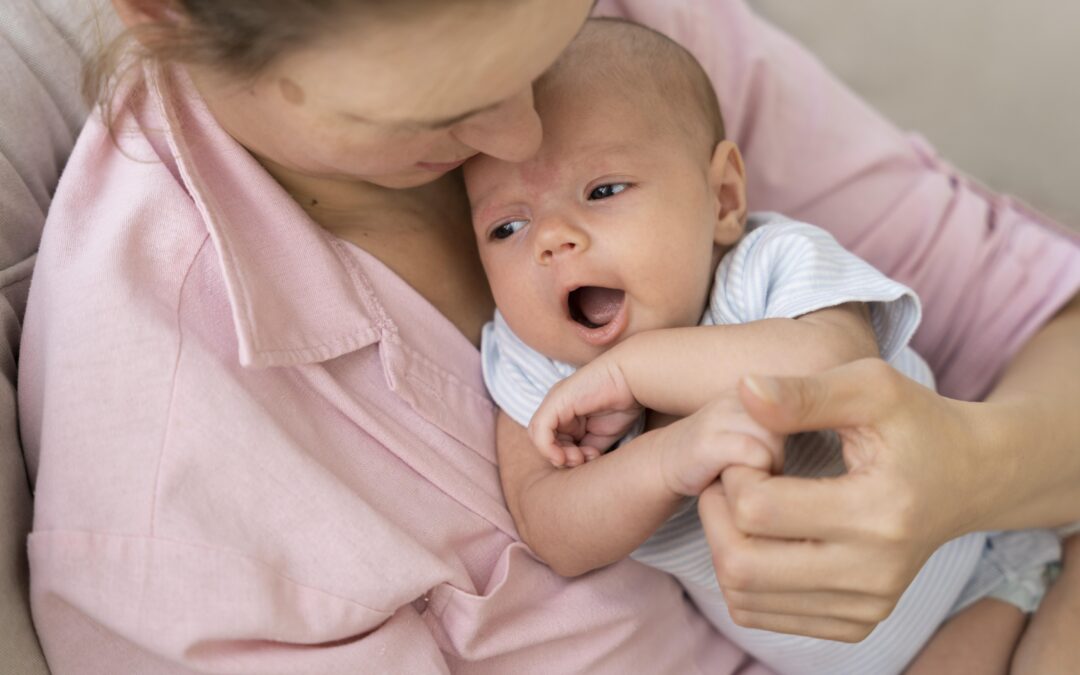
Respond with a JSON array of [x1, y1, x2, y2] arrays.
[[534, 216, 589, 265], [452, 88, 542, 162]]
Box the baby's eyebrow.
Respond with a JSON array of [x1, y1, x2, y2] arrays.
[[467, 188, 516, 228], [468, 194, 499, 222], [572, 141, 637, 159]]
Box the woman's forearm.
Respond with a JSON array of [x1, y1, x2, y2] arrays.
[[497, 412, 684, 577], [967, 292, 1080, 532]]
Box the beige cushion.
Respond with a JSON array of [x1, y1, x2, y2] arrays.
[[0, 291, 42, 675], [750, 0, 1080, 229], [0, 1, 109, 672]]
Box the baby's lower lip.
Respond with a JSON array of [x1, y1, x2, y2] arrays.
[[416, 157, 469, 172], [573, 298, 629, 347]]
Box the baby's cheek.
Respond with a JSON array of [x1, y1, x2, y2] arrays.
[[664, 273, 715, 329]]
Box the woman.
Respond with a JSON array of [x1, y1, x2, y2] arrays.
[[19, 0, 1079, 672]]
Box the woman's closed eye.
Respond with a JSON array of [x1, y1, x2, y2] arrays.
[[490, 219, 528, 241], [588, 182, 631, 200]]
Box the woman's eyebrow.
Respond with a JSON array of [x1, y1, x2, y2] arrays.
[[345, 100, 503, 129], [418, 100, 504, 128]]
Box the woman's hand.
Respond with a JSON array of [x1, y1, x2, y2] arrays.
[[699, 358, 988, 642]]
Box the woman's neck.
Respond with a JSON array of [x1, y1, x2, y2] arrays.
[[260, 159, 495, 346], [260, 157, 468, 235]]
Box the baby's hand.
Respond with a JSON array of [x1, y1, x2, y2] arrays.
[[528, 357, 644, 467], [659, 393, 783, 497]]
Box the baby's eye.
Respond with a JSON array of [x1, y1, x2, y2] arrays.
[[588, 183, 630, 200], [490, 219, 528, 241]]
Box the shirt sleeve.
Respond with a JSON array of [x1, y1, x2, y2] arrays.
[[480, 312, 573, 428], [596, 0, 1080, 401], [708, 215, 921, 363]]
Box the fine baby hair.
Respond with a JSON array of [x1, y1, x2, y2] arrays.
[[539, 17, 727, 158]]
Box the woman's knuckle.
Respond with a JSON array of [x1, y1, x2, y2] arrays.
[[872, 360, 904, 404], [732, 490, 769, 531], [716, 552, 751, 590], [849, 597, 893, 624], [722, 589, 748, 610], [698, 483, 724, 511], [873, 499, 916, 545], [874, 567, 909, 599], [875, 518, 905, 546], [893, 490, 920, 532], [839, 622, 875, 643], [728, 609, 758, 630], [868, 598, 895, 623]]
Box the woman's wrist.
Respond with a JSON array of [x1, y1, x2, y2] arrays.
[[943, 294, 1080, 536], [948, 398, 1027, 535], [959, 394, 1080, 534]]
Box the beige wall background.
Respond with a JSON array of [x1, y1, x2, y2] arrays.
[[751, 0, 1080, 230]]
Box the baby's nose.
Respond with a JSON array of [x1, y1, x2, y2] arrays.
[[534, 218, 589, 264]]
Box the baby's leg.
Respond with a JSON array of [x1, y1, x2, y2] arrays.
[[1010, 533, 1080, 674], [904, 598, 1026, 675]]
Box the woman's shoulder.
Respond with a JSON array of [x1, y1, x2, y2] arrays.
[[39, 87, 212, 309]]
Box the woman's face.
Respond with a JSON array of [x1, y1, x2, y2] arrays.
[[187, 0, 594, 189]]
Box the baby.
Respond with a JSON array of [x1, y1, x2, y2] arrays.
[[463, 18, 1061, 675]]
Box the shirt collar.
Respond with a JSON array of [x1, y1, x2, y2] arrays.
[[151, 66, 385, 368]]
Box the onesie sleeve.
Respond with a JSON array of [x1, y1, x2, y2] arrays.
[[707, 214, 921, 363], [481, 312, 573, 428]]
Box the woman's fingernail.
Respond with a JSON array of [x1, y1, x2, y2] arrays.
[[744, 376, 782, 404]]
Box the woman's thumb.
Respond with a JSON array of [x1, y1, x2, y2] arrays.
[[737, 359, 892, 433]]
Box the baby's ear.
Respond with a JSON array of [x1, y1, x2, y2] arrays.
[[708, 140, 748, 246]]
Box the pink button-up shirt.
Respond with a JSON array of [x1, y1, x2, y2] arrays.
[[20, 1, 1080, 673]]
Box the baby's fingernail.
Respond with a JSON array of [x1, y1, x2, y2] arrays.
[[744, 376, 782, 404]]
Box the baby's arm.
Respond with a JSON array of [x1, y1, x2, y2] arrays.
[[499, 397, 779, 577], [531, 302, 876, 464]]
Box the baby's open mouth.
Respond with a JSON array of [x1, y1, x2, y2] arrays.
[[568, 286, 625, 329]]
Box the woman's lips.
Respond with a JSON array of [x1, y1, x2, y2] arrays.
[[415, 157, 470, 172]]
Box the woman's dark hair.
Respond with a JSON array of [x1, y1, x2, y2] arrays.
[[87, 1, 348, 109], [85, 0, 498, 111]]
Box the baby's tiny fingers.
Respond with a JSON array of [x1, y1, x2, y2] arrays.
[[528, 418, 558, 457], [546, 445, 567, 468], [563, 445, 586, 468]]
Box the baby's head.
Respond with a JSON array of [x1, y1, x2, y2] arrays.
[[464, 18, 747, 366]]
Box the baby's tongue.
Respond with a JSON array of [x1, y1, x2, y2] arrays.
[[576, 287, 624, 326]]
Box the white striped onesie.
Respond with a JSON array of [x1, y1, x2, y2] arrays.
[[481, 213, 1059, 675]]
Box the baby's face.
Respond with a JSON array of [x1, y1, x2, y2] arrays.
[[464, 82, 732, 366]]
